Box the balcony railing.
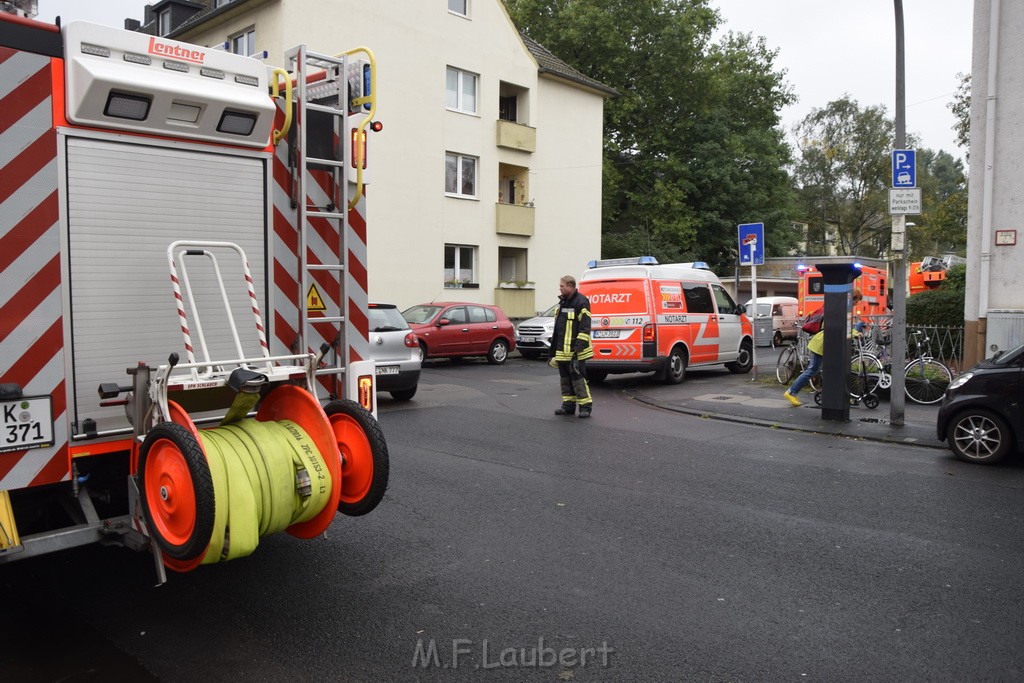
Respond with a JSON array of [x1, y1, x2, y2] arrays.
[[495, 203, 534, 236], [496, 120, 536, 153]]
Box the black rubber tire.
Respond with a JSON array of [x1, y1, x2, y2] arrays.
[[726, 339, 754, 374], [948, 409, 1013, 465], [776, 346, 796, 385], [772, 330, 783, 348], [325, 399, 390, 516], [813, 391, 823, 406], [661, 346, 687, 384], [864, 394, 880, 410], [487, 339, 509, 365], [389, 386, 417, 401], [586, 370, 608, 384], [138, 422, 215, 562], [519, 350, 540, 360]]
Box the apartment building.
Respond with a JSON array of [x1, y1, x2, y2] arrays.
[[127, 0, 614, 317]]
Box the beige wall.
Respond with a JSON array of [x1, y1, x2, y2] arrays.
[[181, 0, 607, 315]]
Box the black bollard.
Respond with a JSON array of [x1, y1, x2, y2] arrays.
[[814, 263, 862, 422]]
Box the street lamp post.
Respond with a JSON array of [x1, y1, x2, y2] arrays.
[[890, 0, 907, 425]]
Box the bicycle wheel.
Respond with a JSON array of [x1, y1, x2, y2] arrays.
[[776, 345, 797, 385], [904, 358, 952, 404], [849, 354, 884, 398]]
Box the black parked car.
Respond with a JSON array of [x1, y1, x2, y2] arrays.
[[936, 341, 1024, 464]]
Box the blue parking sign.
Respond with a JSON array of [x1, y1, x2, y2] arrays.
[[738, 222, 764, 266], [892, 149, 916, 187]]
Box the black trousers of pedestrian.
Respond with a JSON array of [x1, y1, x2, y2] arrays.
[[558, 358, 592, 406]]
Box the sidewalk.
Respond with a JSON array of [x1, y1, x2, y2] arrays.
[[622, 366, 944, 450]]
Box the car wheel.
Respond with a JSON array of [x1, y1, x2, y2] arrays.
[[418, 342, 427, 364], [519, 350, 539, 360], [949, 409, 1013, 465], [661, 346, 687, 385], [390, 386, 417, 401], [487, 339, 509, 365], [726, 339, 754, 374]]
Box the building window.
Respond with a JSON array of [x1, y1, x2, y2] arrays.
[[445, 153, 477, 198], [158, 8, 171, 36], [230, 28, 256, 56], [446, 67, 477, 114], [445, 244, 476, 286], [448, 0, 468, 17]]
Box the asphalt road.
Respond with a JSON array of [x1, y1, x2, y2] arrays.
[[3, 357, 1024, 681]]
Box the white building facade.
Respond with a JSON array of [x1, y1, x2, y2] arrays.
[[966, 0, 1024, 363], [132, 0, 612, 318]]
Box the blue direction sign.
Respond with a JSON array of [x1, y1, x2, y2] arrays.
[[892, 149, 916, 187], [738, 222, 764, 266]]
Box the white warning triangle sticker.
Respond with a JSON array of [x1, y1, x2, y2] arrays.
[[306, 284, 327, 311]]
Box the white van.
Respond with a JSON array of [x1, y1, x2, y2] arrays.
[[743, 296, 799, 347]]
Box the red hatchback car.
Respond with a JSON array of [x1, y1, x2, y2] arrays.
[[401, 302, 516, 364]]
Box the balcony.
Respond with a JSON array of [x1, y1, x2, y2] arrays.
[[494, 287, 536, 318], [496, 120, 536, 153], [495, 203, 534, 236]]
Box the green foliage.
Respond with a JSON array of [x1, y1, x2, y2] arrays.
[[907, 288, 964, 327], [503, 0, 799, 272], [949, 73, 970, 158], [942, 264, 966, 292]]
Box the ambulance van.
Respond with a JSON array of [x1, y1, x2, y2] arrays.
[[578, 257, 754, 384]]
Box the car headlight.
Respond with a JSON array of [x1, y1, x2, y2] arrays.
[[947, 372, 974, 392]]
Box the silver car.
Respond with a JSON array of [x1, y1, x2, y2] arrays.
[[369, 303, 421, 401], [515, 303, 558, 360]]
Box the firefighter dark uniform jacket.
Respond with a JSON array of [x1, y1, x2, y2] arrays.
[[551, 289, 593, 362]]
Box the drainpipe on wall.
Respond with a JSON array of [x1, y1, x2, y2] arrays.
[[978, 0, 1001, 356]]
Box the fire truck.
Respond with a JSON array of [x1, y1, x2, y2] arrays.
[[0, 14, 388, 581], [797, 264, 889, 318], [909, 254, 967, 295]]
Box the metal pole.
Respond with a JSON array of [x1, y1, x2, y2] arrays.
[[890, 0, 907, 425]]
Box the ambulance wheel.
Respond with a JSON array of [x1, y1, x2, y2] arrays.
[[726, 339, 754, 374], [772, 331, 783, 347], [325, 399, 390, 517], [662, 346, 688, 384], [586, 370, 608, 384], [138, 423, 215, 563]]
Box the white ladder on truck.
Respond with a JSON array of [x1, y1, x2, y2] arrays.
[[285, 44, 354, 397]]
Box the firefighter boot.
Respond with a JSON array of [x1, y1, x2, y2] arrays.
[[554, 402, 576, 416], [577, 404, 592, 419]]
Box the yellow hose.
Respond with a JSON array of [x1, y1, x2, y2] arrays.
[[195, 418, 331, 563]]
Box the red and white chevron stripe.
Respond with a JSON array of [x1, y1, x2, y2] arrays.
[[0, 48, 69, 489], [271, 101, 370, 398]]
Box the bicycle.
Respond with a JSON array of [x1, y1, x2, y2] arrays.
[[811, 332, 885, 409], [902, 330, 953, 404], [869, 328, 953, 405], [775, 327, 820, 392]]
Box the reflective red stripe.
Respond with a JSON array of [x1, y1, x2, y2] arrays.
[[0, 64, 49, 132], [0, 190, 58, 273], [0, 255, 60, 341], [0, 132, 56, 205], [0, 318, 62, 387]]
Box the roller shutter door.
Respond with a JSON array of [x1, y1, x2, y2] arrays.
[[66, 136, 269, 432]]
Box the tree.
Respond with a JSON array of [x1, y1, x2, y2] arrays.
[[791, 97, 897, 256], [916, 149, 967, 256], [949, 72, 970, 159], [503, 0, 799, 271]]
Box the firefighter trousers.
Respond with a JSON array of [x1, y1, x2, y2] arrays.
[[558, 358, 592, 406]]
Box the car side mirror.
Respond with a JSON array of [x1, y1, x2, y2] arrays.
[[437, 318, 450, 327]]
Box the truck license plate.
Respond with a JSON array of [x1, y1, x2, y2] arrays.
[[593, 330, 619, 339], [1, 396, 54, 453], [375, 365, 399, 376]]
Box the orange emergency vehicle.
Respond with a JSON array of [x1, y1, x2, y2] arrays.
[[578, 257, 754, 384], [797, 265, 889, 318]]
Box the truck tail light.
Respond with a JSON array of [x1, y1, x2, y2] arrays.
[[358, 374, 373, 410], [643, 323, 655, 343]]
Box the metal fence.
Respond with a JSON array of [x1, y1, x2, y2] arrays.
[[858, 315, 965, 373]]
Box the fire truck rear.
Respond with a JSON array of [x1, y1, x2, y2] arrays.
[[0, 14, 387, 580]]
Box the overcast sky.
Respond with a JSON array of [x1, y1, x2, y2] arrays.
[[36, 0, 973, 159]]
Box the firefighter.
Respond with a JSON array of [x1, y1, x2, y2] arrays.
[[549, 275, 594, 418]]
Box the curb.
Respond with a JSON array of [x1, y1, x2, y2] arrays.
[[625, 389, 946, 451]]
